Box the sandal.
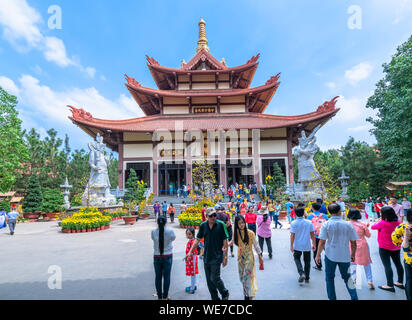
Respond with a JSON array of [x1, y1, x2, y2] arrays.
[[394, 283, 405, 289], [378, 285, 395, 292], [368, 282, 375, 290]]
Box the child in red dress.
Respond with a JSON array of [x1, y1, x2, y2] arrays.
[[185, 227, 198, 294]]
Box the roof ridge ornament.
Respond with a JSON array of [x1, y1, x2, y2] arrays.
[[124, 74, 141, 87], [316, 96, 339, 113], [146, 55, 160, 66], [247, 53, 260, 64], [265, 72, 281, 85], [68, 105, 93, 121], [197, 18, 209, 52]]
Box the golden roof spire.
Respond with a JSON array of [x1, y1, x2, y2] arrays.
[[196, 17, 209, 52]]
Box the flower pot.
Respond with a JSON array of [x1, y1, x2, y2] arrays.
[[123, 216, 136, 225], [87, 229, 91, 233], [45, 213, 57, 220], [23, 212, 40, 220], [91, 228, 96, 232], [141, 214, 150, 220], [82, 229, 86, 233]]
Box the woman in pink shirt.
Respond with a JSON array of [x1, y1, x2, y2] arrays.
[[257, 206, 273, 259], [371, 206, 404, 292]]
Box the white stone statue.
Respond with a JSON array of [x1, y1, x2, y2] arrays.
[[82, 133, 116, 206], [293, 125, 321, 184]]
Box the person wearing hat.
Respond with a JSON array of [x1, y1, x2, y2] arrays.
[[6, 204, 20, 235], [257, 206, 273, 259], [215, 204, 234, 257], [185, 207, 230, 300]]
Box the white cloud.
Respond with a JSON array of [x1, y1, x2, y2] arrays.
[[344, 62, 373, 85], [347, 124, 372, 132], [43, 36, 74, 67], [0, 76, 20, 96], [0, 0, 93, 76], [325, 82, 336, 89], [14, 75, 144, 126]]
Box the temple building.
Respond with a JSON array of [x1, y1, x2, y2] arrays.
[[69, 18, 339, 195]]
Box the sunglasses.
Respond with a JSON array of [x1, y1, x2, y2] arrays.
[[208, 214, 217, 218]]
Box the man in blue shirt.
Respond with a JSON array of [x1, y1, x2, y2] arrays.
[[284, 199, 294, 225], [162, 201, 168, 217], [6, 205, 20, 235], [317, 199, 327, 214]]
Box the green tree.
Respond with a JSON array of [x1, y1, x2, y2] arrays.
[[265, 162, 287, 201], [0, 86, 28, 192], [366, 35, 412, 180], [22, 174, 43, 213], [192, 160, 216, 197], [108, 153, 118, 189], [42, 188, 64, 213]]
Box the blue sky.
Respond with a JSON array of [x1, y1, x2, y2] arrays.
[[0, 0, 411, 153]]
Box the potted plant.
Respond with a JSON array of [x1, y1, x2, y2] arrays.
[[22, 174, 43, 221], [41, 188, 64, 221], [122, 213, 136, 225]]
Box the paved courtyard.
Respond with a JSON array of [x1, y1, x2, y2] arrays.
[[0, 218, 407, 300]]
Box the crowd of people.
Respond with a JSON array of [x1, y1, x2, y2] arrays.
[[150, 196, 412, 301]]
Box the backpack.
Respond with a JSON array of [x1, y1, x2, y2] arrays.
[[311, 214, 327, 237]]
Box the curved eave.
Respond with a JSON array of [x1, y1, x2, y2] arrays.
[[148, 62, 259, 90], [69, 108, 339, 140], [125, 79, 279, 99]]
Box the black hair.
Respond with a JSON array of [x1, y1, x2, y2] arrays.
[[170, 203, 173, 207], [286, 198, 290, 201], [234, 215, 249, 247], [328, 203, 341, 215], [347, 209, 362, 220], [380, 206, 398, 222], [263, 213, 268, 222], [312, 202, 321, 211], [316, 198, 323, 203], [295, 207, 305, 217], [182, 201, 186, 204], [276, 200, 280, 203], [186, 227, 195, 237], [204, 203, 208, 207], [298, 202, 305, 207], [407, 208, 412, 224], [390, 196, 398, 200], [157, 216, 167, 255]]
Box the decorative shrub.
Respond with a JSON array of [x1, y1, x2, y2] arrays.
[[22, 174, 43, 213], [42, 188, 64, 213], [0, 199, 10, 212], [60, 207, 111, 231]]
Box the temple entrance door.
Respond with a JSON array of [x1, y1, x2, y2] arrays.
[[158, 161, 186, 195], [226, 159, 254, 187]]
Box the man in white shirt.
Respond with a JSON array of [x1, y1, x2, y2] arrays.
[[315, 203, 359, 300], [290, 206, 316, 283]]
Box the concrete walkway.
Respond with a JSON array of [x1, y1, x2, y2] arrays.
[[0, 218, 407, 300]]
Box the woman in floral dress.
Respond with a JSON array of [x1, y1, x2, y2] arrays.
[[229, 215, 263, 299], [184, 227, 198, 294]]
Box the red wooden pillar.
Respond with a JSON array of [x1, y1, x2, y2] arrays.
[[287, 128, 295, 185]]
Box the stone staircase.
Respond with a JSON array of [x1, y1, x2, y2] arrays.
[[143, 193, 264, 219]]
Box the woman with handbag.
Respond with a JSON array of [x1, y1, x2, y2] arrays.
[[229, 215, 263, 300]]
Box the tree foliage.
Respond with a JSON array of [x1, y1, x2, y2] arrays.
[[0, 86, 28, 192], [366, 35, 412, 180], [22, 174, 43, 213], [192, 160, 216, 196]]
